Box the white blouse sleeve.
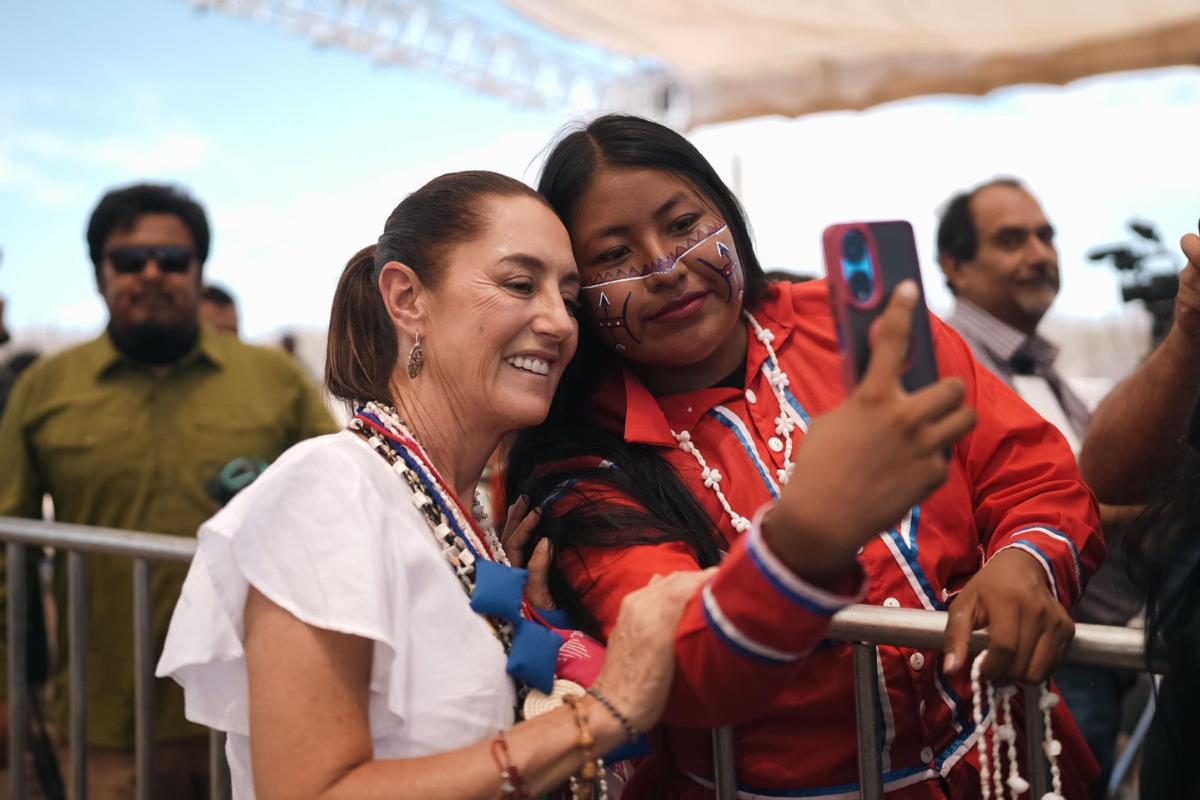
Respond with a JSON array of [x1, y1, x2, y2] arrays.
[[157, 434, 416, 737]]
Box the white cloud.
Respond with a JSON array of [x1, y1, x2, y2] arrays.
[[0, 150, 92, 209], [11, 125, 218, 175], [81, 127, 217, 174], [0, 83, 220, 208], [0, 126, 218, 211]]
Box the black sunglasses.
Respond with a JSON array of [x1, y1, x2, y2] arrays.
[[106, 246, 196, 275]]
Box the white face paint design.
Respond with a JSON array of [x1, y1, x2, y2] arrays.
[[580, 223, 744, 350]]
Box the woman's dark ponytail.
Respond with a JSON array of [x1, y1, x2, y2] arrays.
[[325, 244, 397, 410]]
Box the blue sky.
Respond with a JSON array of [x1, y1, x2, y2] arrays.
[[3, 1, 1198, 344]]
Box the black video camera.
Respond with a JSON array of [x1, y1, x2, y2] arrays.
[[1088, 219, 1180, 344]]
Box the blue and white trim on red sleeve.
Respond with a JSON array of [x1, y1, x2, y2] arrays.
[[746, 511, 865, 617], [994, 542, 1060, 602], [700, 584, 812, 664], [993, 525, 1084, 604], [701, 507, 866, 664]]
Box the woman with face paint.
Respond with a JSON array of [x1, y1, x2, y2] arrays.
[[508, 116, 1105, 799]]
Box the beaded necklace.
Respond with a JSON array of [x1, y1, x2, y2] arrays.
[[970, 652, 1064, 800], [671, 311, 803, 533], [349, 401, 516, 650], [351, 401, 571, 711], [352, 403, 617, 799]]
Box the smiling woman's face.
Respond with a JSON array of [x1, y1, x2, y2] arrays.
[[420, 194, 580, 432], [568, 167, 746, 369]]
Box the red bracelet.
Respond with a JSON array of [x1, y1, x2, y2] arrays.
[[491, 731, 529, 799]]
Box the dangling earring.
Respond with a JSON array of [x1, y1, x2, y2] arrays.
[[407, 333, 425, 379]]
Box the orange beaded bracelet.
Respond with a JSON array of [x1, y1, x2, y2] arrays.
[[563, 694, 608, 800]]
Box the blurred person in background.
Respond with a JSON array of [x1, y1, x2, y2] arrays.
[[0, 352, 40, 423], [1081, 231, 1200, 800], [937, 178, 1089, 447], [937, 178, 1142, 797], [0, 290, 36, 416], [0, 295, 10, 347], [0, 183, 335, 799], [198, 283, 239, 337], [279, 331, 297, 357]]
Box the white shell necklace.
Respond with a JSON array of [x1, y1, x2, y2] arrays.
[[671, 311, 802, 534], [971, 651, 1064, 800]]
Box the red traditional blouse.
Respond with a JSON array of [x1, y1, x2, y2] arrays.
[[542, 280, 1103, 799]]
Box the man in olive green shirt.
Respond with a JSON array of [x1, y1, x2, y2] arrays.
[[0, 183, 335, 798]]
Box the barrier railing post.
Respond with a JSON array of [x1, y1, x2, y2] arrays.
[[133, 558, 155, 800], [711, 726, 737, 799], [852, 643, 884, 800], [1023, 683, 1049, 797], [7, 542, 28, 799], [210, 729, 232, 800], [68, 550, 88, 798]]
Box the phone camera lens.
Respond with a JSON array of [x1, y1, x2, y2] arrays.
[[849, 272, 872, 302], [843, 231, 866, 263]]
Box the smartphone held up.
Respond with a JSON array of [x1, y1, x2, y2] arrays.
[[823, 221, 939, 394]]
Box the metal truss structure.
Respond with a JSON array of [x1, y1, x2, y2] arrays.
[[186, 0, 684, 123]]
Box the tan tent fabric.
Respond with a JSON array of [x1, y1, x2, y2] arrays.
[[505, 0, 1200, 127]]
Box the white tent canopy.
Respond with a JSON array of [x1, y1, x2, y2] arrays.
[[505, 0, 1200, 127]]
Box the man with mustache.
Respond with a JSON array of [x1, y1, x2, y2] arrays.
[[937, 178, 1090, 443], [0, 183, 335, 798], [937, 178, 1139, 798]]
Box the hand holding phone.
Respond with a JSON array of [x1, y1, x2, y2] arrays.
[[823, 220, 938, 393], [764, 284, 975, 580]]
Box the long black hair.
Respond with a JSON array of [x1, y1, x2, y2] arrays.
[[1122, 448, 1200, 797], [507, 115, 769, 634]]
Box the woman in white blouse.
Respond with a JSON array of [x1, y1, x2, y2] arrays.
[[157, 172, 714, 799]]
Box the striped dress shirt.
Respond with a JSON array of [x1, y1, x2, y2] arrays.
[[946, 299, 1092, 440]]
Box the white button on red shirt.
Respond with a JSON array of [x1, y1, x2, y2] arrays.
[[745, 388, 757, 404], [920, 746, 934, 763], [768, 437, 784, 452], [909, 652, 925, 671], [883, 597, 900, 608]]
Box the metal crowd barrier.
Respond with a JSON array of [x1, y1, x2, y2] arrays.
[[0, 517, 1159, 800], [0, 517, 228, 800], [827, 606, 1160, 800]]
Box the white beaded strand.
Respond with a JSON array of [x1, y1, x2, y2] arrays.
[[669, 313, 800, 534], [998, 686, 1029, 797], [972, 650, 1063, 800], [745, 312, 801, 485], [1039, 690, 1065, 800], [971, 653, 993, 800], [670, 431, 751, 533], [986, 676, 1005, 799]]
